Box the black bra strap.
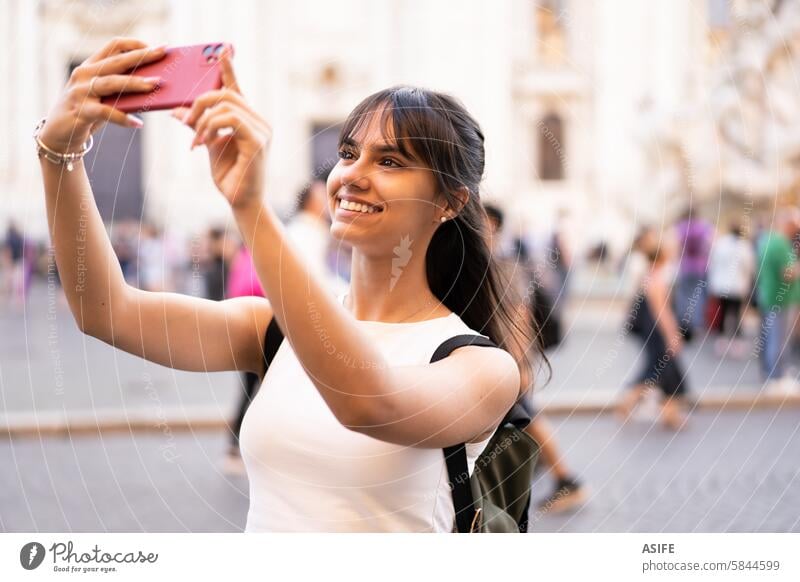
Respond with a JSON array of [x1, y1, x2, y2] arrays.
[[262, 317, 284, 377]]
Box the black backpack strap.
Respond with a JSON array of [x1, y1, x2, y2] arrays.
[[261, 317, 285, 377], [501, 401, 532, 431], [443, 443, 473, 533], [430, 334, 496, 363], [431, 334, 497, 533]]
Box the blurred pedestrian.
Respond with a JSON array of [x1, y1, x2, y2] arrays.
[[617, 227, 689, 431], [4, 221, 35, 306], [137, 223, 174, 292], [755, 208, 800, 393], [673, 208, 713, 342], [509, 218, 564, 351], [202, 226, 231, 300], [485, 203, 586, 516], [547, 209, 573, 317], [224, 243, 265, 475], [791, 227, 800, 366], [0, 236, 12, 303], [286, 166, 347, 295], [111, 219, 139, 283], [707, 222, 755, 358]]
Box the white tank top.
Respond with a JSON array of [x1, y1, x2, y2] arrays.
[[239, 295, 493, 532]]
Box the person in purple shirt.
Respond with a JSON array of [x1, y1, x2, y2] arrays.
[[673, 208, 713, 342]]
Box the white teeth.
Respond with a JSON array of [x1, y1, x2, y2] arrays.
[[339, 199, 379, 214]]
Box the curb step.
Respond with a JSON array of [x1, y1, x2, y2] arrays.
[[2, 394, 798, 438]]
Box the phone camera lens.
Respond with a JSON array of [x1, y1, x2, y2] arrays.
[[213, 44, 224, 57]]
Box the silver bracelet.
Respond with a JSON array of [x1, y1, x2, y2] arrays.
[[33, 118, 94, 172]]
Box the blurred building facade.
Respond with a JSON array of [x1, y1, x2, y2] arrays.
[[641, 0, 800, 222], [3, 0, 783, 256]]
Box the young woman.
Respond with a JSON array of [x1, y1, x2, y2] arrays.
[[617, 227, 689, 431], [36, 38, 536, 532], [707, 223, 755, 358]]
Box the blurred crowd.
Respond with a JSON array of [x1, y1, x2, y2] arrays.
[[632, 207, 800, 393], [4, 204, 800, 393]]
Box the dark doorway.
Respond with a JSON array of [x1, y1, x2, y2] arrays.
[[537, 112, 566, 181], [310, 122, 342, 177], [69, 61, 145, 223]]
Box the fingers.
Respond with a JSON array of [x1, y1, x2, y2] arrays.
[[181, 89, 246, 129], [170, 107, 191, 123], [85, 74, 161, 97], [181, 90, 271, 140], [192, 107, 260, 150], [192, 104, 238, 148], [85, 38, 149, 65], [219, 48, 242, 94], [80, 102, 144, 129], [83, 44, 167, 77]]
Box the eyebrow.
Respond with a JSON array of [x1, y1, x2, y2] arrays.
[[341, 136, 417, 161]]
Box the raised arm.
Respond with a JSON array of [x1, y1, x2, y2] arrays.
[[38, 38, 271, 376]]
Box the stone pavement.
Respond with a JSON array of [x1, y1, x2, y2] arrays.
[[529, 408, 800, 532], [1, 409, 797, 532]]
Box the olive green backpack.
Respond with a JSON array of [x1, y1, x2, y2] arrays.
[[431, 334, 540, 533], [261, 320, 540, 533]]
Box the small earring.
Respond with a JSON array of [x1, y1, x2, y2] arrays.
[[440, 216, 447, 223]]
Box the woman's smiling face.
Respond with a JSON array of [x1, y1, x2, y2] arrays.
[[327, 107, 442, 256]]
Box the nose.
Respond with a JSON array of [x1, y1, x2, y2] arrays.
[[338, 157, 371, 191]]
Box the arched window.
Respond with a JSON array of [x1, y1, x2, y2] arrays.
[[537, 112, 566, 181]]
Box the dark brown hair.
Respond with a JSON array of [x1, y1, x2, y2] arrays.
[[339, 86, 545, 394]]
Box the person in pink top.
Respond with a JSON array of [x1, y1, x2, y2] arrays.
[[227, 244, 264, 299], [225, 243, 264, 473]]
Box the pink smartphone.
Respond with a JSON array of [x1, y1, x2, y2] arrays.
[[101, 42, 234, 114]]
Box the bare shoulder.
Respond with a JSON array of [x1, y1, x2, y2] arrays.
[[445, 343, 521, 399], [225, 294, 273, 324]]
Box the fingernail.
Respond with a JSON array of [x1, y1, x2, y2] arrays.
[[143, 76, 161, 85], [127, 114, 144, 128], [153, 44, 168, 52]]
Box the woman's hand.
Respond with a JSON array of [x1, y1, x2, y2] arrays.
[[39, 38, 165, 152], [172, 51, 272, 210]]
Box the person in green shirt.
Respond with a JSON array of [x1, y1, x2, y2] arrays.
[[756, 209, 800, 386]]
